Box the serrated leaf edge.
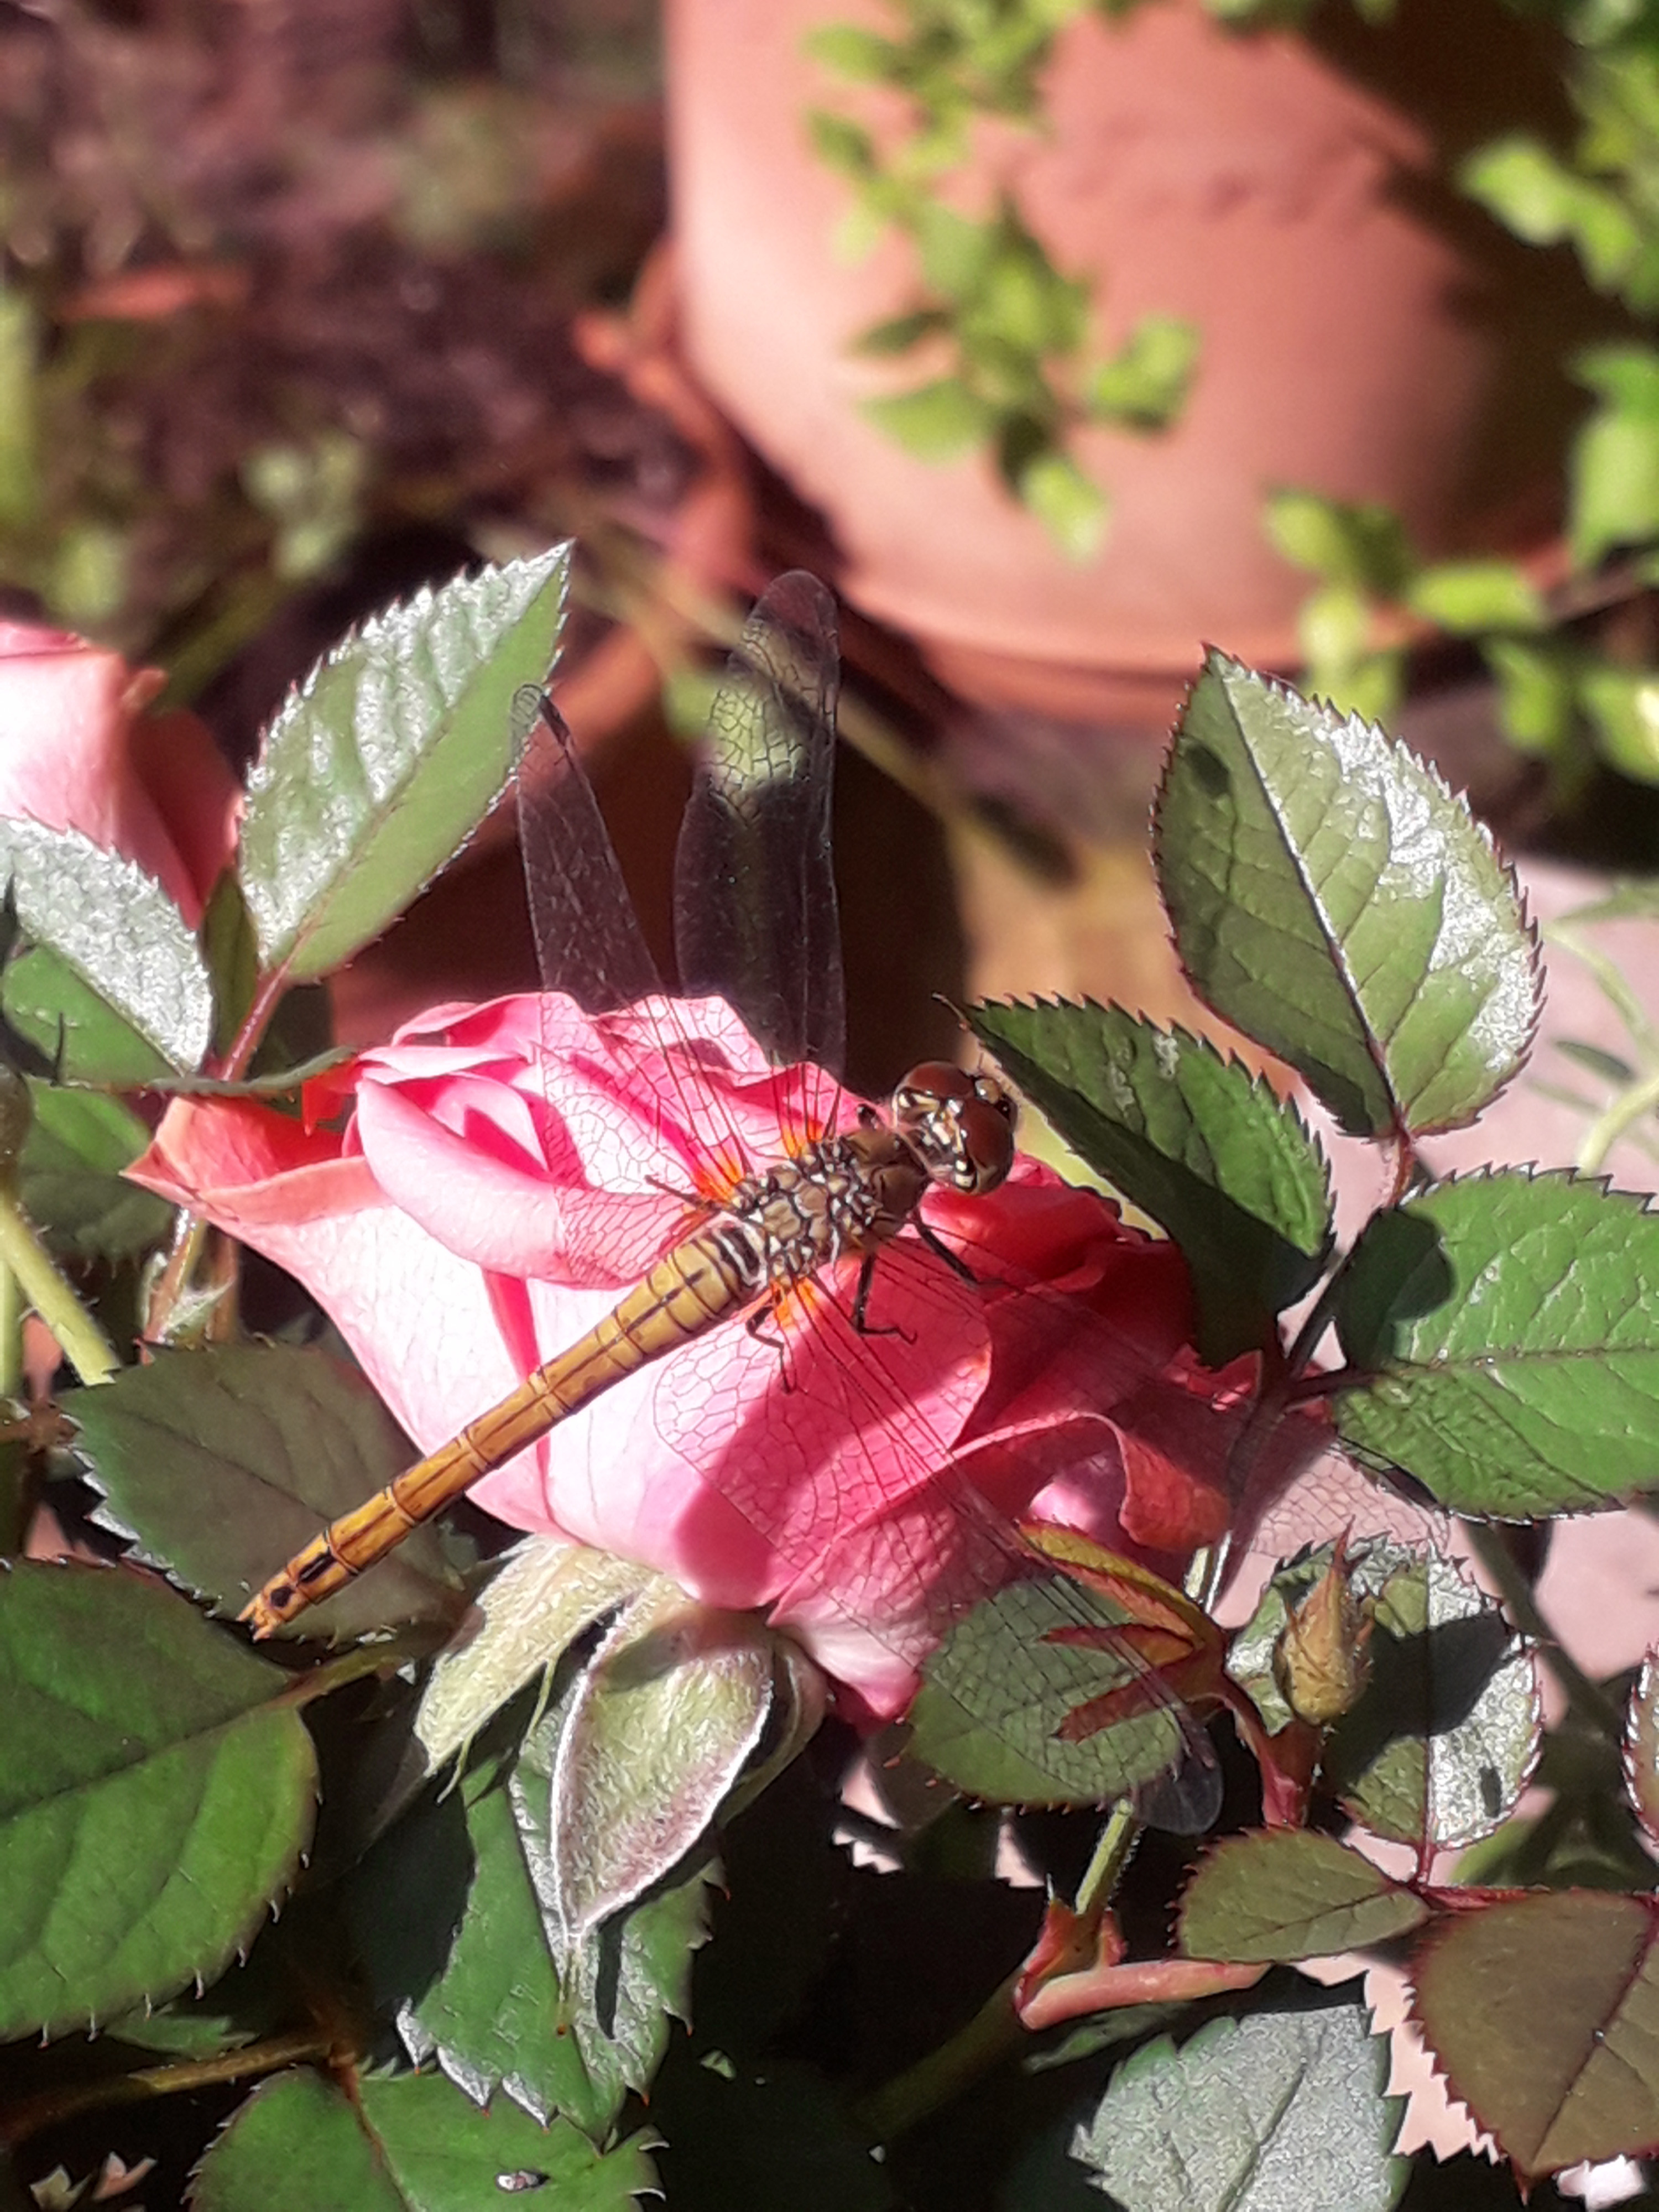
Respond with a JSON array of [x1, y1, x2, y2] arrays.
[[1152, 651, 1544, 1141]]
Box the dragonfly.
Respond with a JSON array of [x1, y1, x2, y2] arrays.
[[239, 572, 1224, 1830]]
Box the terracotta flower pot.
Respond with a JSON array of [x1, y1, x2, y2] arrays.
[[666, 0, 1589, 731]]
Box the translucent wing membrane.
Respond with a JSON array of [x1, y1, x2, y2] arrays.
[[674, 572, 845, 1146], [515, 684, 761, 1206], [514, 686, 660, 1019]]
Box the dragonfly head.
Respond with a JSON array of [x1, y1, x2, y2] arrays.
[[890, 1062, 1016, 1196]]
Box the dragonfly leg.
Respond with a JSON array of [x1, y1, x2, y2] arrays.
[[745, 1301, 794, 1389], [850, 1254, 911, 1342], [913, 1219, 977, 1285]]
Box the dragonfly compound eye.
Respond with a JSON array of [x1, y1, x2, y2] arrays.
[[891, 1063, 1016, 1194], [956, 1093, 1016, 1193]]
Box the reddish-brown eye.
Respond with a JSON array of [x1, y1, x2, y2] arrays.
[[898, 1060, 974, 1103], [958, 1096, 1015, 1192]]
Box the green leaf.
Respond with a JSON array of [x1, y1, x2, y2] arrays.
[[1071, 2004, 1406, 2211], [199, 869, 259, 1058], [192, 2067, 659, 2212], [1015, 445, 1108, 562], [18, 1082, 173, 1260], [1084, 314, 1198, 430], [1405, 560, 1546, 635], [359, 1699, 718, 2134], [806, 108, 875, 180], [911, 202, 996, 301], [66, 1343, 462, 1639], [1154, 654, 1541, 1139], [969, 999, 1331, 1364], [0, 821, 213, 1078], [1410, 1891, 1659, 2180], [0, 1562, 315, 2039], [414, 1537, 652, 1773], [1264, 491, 1412, 595], [1571, 349, 1659, 567], [910, 1574, 1203, 1812], [860, 378, 993, 461], [1325, 1547, 1539, 1850], [851, 308, 950, 357], [1178, 1830, 1427, 1963], [1461, 138, 1639, 291], [1484, 637, 1578, 760], [550, 1587, 776, 1949], [1578, 661, 1659, 782], [1334, 1171, 1659, 1517], [238, 547, 568, 982], [804, 23, 902, 83]]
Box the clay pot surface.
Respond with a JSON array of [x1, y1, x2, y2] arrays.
[[668, 0, 1577, 726]]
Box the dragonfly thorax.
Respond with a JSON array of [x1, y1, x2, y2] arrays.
[[889, 1061, 1017, 1196], [724, 1126, 932, 1292]]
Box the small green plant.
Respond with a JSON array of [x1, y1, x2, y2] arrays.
[[807, 0, 1199, 558]]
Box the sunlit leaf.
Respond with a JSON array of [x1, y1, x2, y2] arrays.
[[239, 547, 568, 981], [0, 822, 213, 1078], [415, 1537, 651, 1774], [1154, 656, 1540, 1139], [550, 1587, 775, 1948], [0, 1563, 314, 2039], [66, 1344, 461, 1639], [1071, 2002, 1406, 2210], [1263, 491, 1412, 595], [1015, 447, 1107, 562], [191, 2066, 658, 2211], [1410, 1891, 1659, 2179], [1084, 314, 1198, 429], [1405, 561, 1545, 636], [1325, 1547, 1538, 1850], [969, 999, 1331, 1364], [1178, 1831, 1427, 1963], [1572, 346, 1659, 568], [860, 378, 993, 461], [1334, 1171, 1659, 1518]]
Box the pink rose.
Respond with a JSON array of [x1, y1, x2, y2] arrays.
[[131, 991, 1217, 1715], [0, 622, 241, 925]]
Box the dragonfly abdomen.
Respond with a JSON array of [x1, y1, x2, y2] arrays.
[[239, 1223, 765, 1634]]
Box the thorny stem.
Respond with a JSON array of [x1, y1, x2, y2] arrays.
[[0, 1185, 119, 1386], [1074, 1801, 1140, 1919], [0, 2029, 335, 2149]]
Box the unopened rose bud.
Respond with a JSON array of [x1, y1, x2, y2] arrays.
[[1272, 1537, 1373, 1729]]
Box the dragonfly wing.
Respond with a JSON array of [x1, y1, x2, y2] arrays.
[[515, 685, 661, 1017], [674, 573, 844, 1128]]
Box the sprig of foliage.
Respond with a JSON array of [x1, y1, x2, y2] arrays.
[[807, 0, 1199, 557]]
